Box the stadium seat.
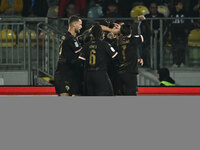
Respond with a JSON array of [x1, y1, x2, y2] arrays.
[[130, 5, 149, 23], [0, 29, 16, 47], [158, 5, 169, 17], [187, 29, 200, 65], [188, 29, 200, 47], [18, 30, 37, 47]]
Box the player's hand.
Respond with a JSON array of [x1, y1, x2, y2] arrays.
[[110, 28, 120, 35], [113, 23, 121, 29], [138, 15, 146, 21], [138, 59, 144, 66]]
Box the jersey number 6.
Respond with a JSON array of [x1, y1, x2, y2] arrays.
[[89, 49, 96, 66]]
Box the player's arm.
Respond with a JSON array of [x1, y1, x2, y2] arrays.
[[100, 25, 120, 35], [64, 37, 83, 65], [68, 37, 82, 54], [133, 34, 144, 66], [137, 15, 146, 21], [104, 42, 118, 59], [78, 46, 86, 61]]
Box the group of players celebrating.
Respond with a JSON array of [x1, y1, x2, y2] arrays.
[[54, 15, 144, 96]]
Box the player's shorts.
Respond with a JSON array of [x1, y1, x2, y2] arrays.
[[85, 71, 114, 96], [117, 72, 138, 96], [54, 70, 82, 96]]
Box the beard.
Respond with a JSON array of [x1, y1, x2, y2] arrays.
[[75, 28, 80, 34]]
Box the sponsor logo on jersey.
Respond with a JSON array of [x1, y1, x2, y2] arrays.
[[74, 41, 79, 47]]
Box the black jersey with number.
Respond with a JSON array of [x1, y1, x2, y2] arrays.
[[113, 35, 143, 74], [79, 39, 118, 71], [56, 31, 82, 72]]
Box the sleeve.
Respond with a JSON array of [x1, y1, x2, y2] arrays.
[[133, 34, 144, 45], [104, 42, 118, 59], [70, 44, 85, 66], [132, 35, 144, 59], [68, 37, 82, 54], [78, 46, 86, 61]]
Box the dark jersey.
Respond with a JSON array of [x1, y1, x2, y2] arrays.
[[170, 9, 188, 39], [113, 35, 144, 74], [56, 31, 82, 73], [54, 31, 83, 95], [79, 40, 118, 71]]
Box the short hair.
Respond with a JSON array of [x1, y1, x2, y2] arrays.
[[120, 24, 131, 36], [149, 1, 158, 8], [91, 23, 103, 40], [68, 15, 80, 25]]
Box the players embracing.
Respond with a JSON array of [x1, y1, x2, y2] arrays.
[[54, 15, 144, 96]]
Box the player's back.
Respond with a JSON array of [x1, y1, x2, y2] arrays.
[[84, 40, 112, 72], [116, 36, 141, 73]]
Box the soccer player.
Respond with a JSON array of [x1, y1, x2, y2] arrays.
[[113, 24, 144, 95], [54, 15, 83, 96], [78, 24, 118, 96]]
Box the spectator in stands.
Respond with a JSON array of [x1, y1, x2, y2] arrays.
[[87, 0, 103, 18], [169, 1, 188, 68], [154, 0, 169, 6], [101, 0, 146, 17], [58, 0, 86, 17], [104, 1, 121, 18], [192, 0, 200, 28], [62, 1, 78, 27], [139, 2, 165, 69], [131, 0, 168, 8], [47, 0, 59, 6], [86, 0, 104, 28], [22, 0, 49, 17], [0, 0, 23, 16], [47, 0, 59, 18], [157, 68, 175, 86], [62, 1, 78, 18], [193, 0, 200, 14]]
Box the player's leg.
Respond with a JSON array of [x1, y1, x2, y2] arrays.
[[54, 79, 71, 96], [120, 73, 137, 96], [84, 71, 94, 96], [93, 72, 114, 96]]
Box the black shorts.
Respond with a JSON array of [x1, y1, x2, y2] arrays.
[[84, 71, 114, 96], [118, 72, 138, 96], [54, 70, 82, 96]]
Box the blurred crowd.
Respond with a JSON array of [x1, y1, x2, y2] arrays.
[[0, 0, 199, 18]]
